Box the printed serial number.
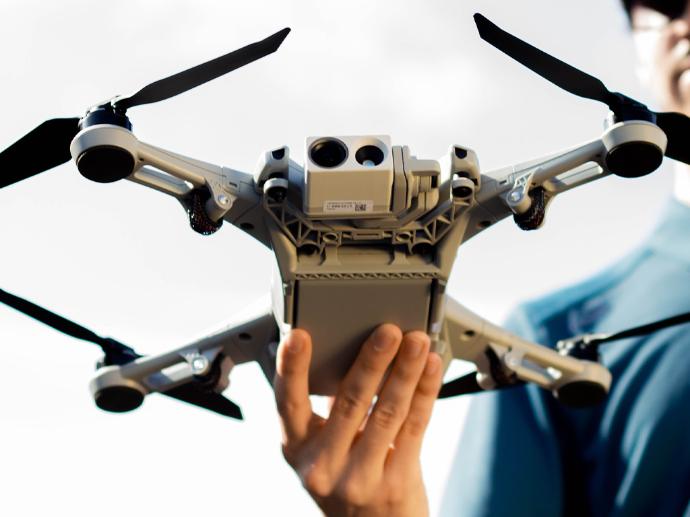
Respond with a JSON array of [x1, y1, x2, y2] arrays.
[[323, 200, 374, 213]]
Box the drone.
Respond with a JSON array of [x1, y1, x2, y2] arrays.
[[2, 14, 690, 420]]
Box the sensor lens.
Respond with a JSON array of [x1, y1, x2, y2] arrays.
[[310, 138, 348, 168], [355, 145, 384, 167]]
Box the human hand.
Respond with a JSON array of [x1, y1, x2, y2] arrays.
[[274, 324, 443, 517]]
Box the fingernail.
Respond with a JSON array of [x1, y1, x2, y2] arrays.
[[286, 334, 302, 353], [407, 339, 423, 358], [373, 325, 399, 351], [425, 353, 441, 375], [406, 334, 429, 358]]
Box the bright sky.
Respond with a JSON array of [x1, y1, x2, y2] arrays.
[[0, 1, 673, 515]]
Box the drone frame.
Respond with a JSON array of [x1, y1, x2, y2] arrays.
[[3, 13, 688, 417], [80, 116, 667, 412]]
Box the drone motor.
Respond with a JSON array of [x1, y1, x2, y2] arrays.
[[71, 124, 139, 184], [553, 380, 609, 408], [74, 106, 137, 183], [602, 120, 666, 178], [94, 385, 146, 413]]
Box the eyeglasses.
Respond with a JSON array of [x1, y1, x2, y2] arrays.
[[632, 0, 689, 31], [640, 0, 688, 19], [632, 0, 690, 32]]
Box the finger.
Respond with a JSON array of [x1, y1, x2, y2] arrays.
[[274, 329, 314, 445], [353, 331, 430, 469], [386, 352, 443, 472], [319, 324, 403, 459]]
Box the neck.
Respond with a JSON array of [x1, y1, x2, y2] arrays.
[[673, 162, 690, 207]]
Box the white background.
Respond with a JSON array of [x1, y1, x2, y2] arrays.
[[0, 1, 673, 515]]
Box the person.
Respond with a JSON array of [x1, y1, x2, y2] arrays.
[[274, 326, 443, 516], [441, 1, 690, 516], [274, 1, 690, 515]]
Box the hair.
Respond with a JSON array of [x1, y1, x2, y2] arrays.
[[621, 0, 689, 21], [622, 0, 633, 18]]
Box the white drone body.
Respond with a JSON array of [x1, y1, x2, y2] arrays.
[[5, 14, 687, 417], [84, 118, 667, 411]]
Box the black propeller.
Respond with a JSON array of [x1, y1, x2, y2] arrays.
[[0, 118, 81, 189], [0, 287, 243, 420], [440, 307, 690, 405], [0, 287, 140, 366], [112, 27, 290, 111], [0, 27, 290, 189], [438, 371, 487, 398], [474, 13, 690, 168], [163, 383, 243, 420]]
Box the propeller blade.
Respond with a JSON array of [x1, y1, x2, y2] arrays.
[[656, 112, 690, 165], [1, 287, 103, 344], [474, 14, 690, 167], [0, 29, 290, 188], [162, 383, 243, 420], [0, 118, 80, 188], [438, 371, 484, 398], [438, 371, 524, 398], [113, 27, 290, 111], [577, 310, 690, 348], [0, 287, 140, 365], [473, 13, 618, 108], [0, 287, 242, 417]]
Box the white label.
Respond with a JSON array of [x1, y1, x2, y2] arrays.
[[323, 200, 374, 213]]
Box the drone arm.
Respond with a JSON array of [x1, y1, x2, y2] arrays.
[[542, 162, 606, 194], [71, 124, 271, 243], [441, 296, 611, 396], [529, 139, 605, 185], [89, 301, 279, 400], [135, 140, 273, 244], [475, 137, 606, 216], [128, 165, 194, 198], [136, 140, 248, 219], [470, 120, 666, 233]]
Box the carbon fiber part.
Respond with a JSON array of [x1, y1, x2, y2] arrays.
[[186, 189, 223, 235], [514, 187, 546, 231]]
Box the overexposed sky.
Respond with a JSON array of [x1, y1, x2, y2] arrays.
[[0, 1, 673, 515]]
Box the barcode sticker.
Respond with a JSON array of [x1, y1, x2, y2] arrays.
[[323, 200, 374, 213]]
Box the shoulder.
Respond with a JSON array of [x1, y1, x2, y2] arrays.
[[506, 247, 651, 343]]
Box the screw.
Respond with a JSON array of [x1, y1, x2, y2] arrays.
[[508, 189, 523, 203], [218, 194, 229, 205], [190, 354, 210, 374]]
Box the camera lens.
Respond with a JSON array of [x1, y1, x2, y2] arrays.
[[310, 138, 348, 168], [355, 145, 384, 167]]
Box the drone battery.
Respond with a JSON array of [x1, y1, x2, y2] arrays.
[[303, 135, 394, 219], [293, 278, 431, 395]]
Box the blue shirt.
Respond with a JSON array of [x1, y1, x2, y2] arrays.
[[441, 199, 690, 517]]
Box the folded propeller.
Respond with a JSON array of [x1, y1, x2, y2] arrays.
[[0, 288, 243, 419], [474, 13, 690, 175], [0, 27, 290, 189]]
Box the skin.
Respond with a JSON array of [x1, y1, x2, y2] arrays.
[[274, 325, 443, 516], [630, 2, 690, 203], [631, 2, 690, 114], [273, 3, 690, 515]]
